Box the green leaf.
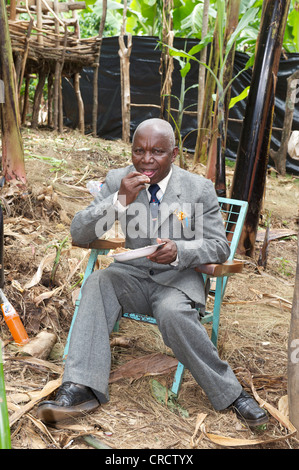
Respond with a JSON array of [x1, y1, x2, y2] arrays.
[[229, 85, 250, 109], [225, 7, 259, 56], [150, 379, 189, 418], [180, 61, 191, 78]]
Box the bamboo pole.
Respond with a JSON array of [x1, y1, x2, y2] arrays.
[[92, 0, 107, 137]]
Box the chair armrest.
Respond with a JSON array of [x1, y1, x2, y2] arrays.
[[72, 238, 125, 250], [195, 260, 244, 277]]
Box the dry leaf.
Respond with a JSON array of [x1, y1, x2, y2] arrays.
[[9, 377, 62, 426], [24, 252, 56, 289], [190, 413, 207, 447], [109, 353, 178, 383]]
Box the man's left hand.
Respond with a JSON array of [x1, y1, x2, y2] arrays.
[[147, 238, 177, 264]]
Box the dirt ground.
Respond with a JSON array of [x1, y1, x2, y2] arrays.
[[1, 127, 299, 450]]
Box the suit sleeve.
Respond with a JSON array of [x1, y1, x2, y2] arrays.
[[70, 171, 120, 244], [175, 179, 230, 270]]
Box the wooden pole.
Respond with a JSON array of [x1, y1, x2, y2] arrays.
[[160, 0, 174, 121], [36, 0, 43, 45], [71, 0, 85, 134], [269, 69, 299, 175], [58, 26, 68, 133], [92, 0, 107, 137], [53, 0, 60, 131], [288, 233, 299, 434], [118, 0, 132, 144], [31, 71, 46, 129], [21, 75, 30, 125]]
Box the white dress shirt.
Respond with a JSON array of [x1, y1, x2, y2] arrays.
[[112, 168, 178, 265]]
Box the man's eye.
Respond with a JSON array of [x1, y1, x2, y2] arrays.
[[134, 149, 144, 155], [153, 149, 163, 155]]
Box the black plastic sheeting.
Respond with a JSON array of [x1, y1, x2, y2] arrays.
[[62, 36, 299, 175]]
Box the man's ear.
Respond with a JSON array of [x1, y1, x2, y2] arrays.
[[172, 146, 179, 162]]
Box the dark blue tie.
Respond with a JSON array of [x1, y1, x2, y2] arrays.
[[148, 184, 160, 220], [148, 184, 160, 204]]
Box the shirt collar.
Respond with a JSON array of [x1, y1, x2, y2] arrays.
[[145, 167, 173, 195]]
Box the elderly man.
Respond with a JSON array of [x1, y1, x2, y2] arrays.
[[38, 118, 267, 427]]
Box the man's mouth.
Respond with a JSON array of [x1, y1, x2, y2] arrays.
[[142, 170, 157, 178]]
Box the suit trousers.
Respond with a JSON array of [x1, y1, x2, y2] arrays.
[[63, 263, 242, 410]]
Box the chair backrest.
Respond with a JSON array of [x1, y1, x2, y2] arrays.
[[218, 197, 248, 260]]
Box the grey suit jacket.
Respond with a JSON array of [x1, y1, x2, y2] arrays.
[[70, 164, 230, 306]]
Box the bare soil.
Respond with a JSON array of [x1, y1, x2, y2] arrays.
[[1, 127, 299, 450]]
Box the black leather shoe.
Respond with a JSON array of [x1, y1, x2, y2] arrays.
[[37, 381, 100, 424], [231, 390, 268, 427]]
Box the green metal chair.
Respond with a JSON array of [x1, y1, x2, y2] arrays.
[[64, 197, 248, 397]]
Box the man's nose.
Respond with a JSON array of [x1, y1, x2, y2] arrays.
[[142, 151, 154, 161]]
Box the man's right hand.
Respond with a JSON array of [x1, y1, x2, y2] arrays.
[[118, 171, 150, 206]]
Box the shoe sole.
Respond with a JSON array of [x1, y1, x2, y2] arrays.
[[37, 399, 100, 424], [235, 410, 269, 427]]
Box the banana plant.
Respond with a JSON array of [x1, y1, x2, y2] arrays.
[[164, 0, 257, 193], [0, 0, 26, 185]]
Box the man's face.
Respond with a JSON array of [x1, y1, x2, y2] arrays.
[[132, 126, 178, 184]]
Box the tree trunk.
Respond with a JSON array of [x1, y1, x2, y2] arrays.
[[269, 69, 299, 175], [288, 233, 299, 435], [0, 0, 26, 184], [92, 0, 107, 137], [230, 0, 291, 256]]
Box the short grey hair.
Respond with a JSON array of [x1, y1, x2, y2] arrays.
[[132, 118, 176, 148]]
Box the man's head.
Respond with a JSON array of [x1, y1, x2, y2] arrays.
[[132, 118, 178, 184]]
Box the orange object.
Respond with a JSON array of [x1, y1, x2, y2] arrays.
[[0, 293, 29, 345]]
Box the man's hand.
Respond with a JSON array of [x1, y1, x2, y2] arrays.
[[147, 238, 177, 265], [118, 171, 150, 206]]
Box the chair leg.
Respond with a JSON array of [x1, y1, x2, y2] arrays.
[[210, 276, 224, 347], [171, 362, 185, 396]]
